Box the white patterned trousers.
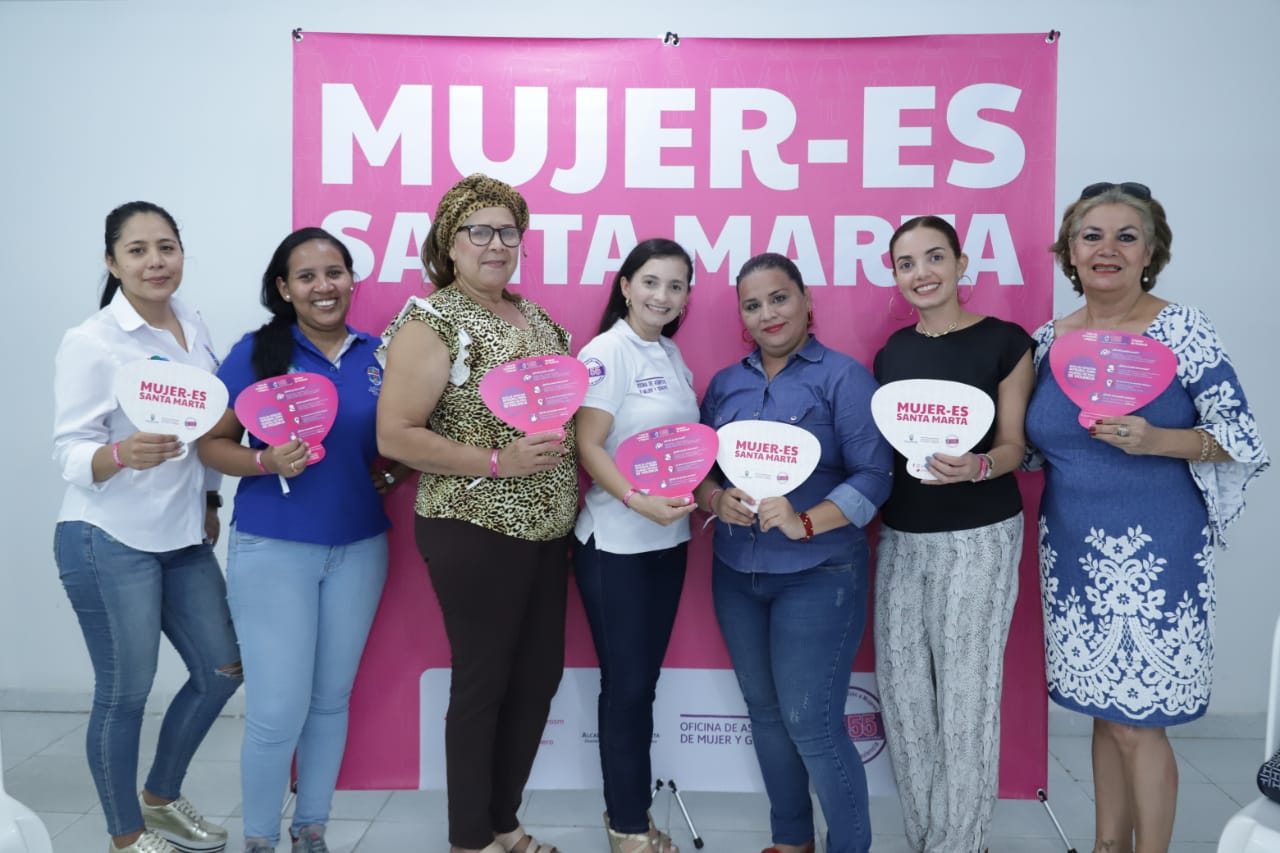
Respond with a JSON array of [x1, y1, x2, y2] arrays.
[[873, 515, 1023, 853]]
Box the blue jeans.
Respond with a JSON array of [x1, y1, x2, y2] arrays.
[[226, 527, 388, 844], [712, 551, 872, 853], [54, 521, 242, 837], [575, 536, 687, 834]]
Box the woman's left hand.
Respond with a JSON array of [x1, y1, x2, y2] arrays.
[[924, 451, 980, 485], [757, 496, 808, 540], [204, 507, 221, 546], [371, 462, 410, 495], [1091, 416, 1156, 455]]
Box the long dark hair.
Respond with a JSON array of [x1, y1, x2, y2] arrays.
[[595, 238, 694, 337], [99, 201, 182, 309], [250, 227, 355, 379]]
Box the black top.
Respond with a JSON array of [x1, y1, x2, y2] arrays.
[[873, 316, 1034, 533]]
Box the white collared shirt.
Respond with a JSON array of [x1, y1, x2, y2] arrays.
[[574, 319, 699, 555], [53, 294, 222, 552]]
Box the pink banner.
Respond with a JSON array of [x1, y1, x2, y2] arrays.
[[294, 31, 1056, 796]]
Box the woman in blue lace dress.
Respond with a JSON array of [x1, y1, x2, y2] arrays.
[[1025, 182, 1269, 853]]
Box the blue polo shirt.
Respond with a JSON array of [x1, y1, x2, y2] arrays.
[[700, 336, 893, 574], [217, 325, 390, 546]]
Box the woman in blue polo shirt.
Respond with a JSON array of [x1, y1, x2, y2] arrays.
[[692, 253, 893, 853], [198, 228, 402, 853]]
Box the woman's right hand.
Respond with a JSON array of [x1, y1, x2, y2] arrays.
[[115, 432, 183, 470], [629, 493, 697, 527], [262, 439, 310, 478], [498, 430, 570, 477], [713, 486, 758, 527]]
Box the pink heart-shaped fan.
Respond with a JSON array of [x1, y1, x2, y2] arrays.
[[614, 422, 718, 499], [1049, 330, 1178, 428], [478, 355, 588, 437]]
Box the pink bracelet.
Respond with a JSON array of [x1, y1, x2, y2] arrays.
[[254, 450, 268, 474], [111, 442, 126, 469], [707, 488, 724, 513], [972, 453, 989, 483], [622, 488, 640, 508], [490, 448, 501, 478]]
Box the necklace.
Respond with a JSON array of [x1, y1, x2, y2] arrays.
[[916, 319, 959, 338]]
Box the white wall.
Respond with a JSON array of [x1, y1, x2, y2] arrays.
[[2, 0, 1276, 716]]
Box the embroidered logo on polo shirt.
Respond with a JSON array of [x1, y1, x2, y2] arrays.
[[584, 358, 606, 386], [635, 375, 669, 394], [367, 365, 383, 396]]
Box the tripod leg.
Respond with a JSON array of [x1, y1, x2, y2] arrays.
[[667, 780, 704, 849], [1036, 789, 1078, 853]]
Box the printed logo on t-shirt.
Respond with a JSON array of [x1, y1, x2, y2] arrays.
[[584, 358, 606, 386], [635, 375, 669, 394]]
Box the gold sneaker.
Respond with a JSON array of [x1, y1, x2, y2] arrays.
[[138, 794, 228, 853], [108, 829, 177, 852]]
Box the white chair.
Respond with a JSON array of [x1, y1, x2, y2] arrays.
[[1218, 613, 1280, 852], [0, 729, 53, 853]]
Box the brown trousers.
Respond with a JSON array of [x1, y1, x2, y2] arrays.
[[416, 516, 570, 849]]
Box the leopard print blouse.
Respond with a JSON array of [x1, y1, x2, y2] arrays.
[[381, 287, 578, 541]]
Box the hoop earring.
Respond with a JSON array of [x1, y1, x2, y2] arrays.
[[741, 328, 755, 344], [888, 291, 915, 322], [625, 297, 632, 309], [957, 274, 974, 305]]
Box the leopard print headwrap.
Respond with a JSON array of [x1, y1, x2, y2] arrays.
[[432, 173, 530, 255]]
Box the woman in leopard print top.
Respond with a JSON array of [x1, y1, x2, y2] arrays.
[[377, 174, 576, 853]]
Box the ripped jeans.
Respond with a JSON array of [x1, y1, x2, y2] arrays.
[[712, 549, 872, 853], [54, 521, 242, 837]]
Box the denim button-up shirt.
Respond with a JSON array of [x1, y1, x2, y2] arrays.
[[700, 336, 893, 574]]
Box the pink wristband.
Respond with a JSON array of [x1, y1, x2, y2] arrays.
[[254, 450, 268, 474], [111, 442, 126, 469], [622, 487, 640, 508], [972, 453, 989, 483], [490, 448, 501, 478], [707, 488, 724, 513]]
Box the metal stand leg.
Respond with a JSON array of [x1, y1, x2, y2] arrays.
[[651, 778, 705, 849], [667, 780, 703, 849], [1036, 788, 1079, 853]]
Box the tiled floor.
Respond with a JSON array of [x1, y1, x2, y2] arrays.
[[0, 710, 1263, 852]]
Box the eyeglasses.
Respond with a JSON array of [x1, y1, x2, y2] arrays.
[[456, 224, 523, 248], [1079, 181, 1152, 201]]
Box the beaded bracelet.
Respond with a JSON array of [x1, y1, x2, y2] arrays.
[[111, 441, 126, 469], [798, 511, 815, 542]]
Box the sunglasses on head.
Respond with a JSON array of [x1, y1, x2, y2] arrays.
[[1080, 181, 1152, 200]]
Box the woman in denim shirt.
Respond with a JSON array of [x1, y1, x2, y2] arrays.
[[693, 253, 893, 853]]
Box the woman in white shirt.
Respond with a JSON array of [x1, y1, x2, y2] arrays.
[[574, 239, 698, 853], [52, 202, 241, 853]]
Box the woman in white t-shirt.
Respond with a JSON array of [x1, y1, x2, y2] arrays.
[[574, 239, 698, 853]]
